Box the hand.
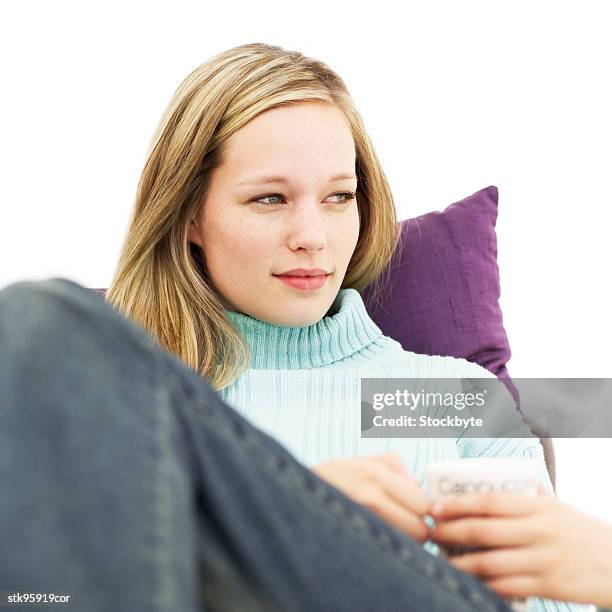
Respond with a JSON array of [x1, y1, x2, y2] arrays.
[[428, 488, 612, 607], [312, 452, 429, 542]]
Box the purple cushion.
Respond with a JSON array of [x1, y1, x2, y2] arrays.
[[362, 185, 519, 405]]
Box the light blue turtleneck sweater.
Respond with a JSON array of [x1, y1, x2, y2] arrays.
[[218, 288, 591, 612]]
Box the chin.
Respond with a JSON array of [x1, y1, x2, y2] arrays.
[[266, 304, 328, 328]]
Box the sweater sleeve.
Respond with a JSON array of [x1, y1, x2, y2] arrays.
[[454, 362, 595, 612]]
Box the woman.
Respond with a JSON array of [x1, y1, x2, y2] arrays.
[[0, 42, 585, 611], [104, 41, 588, 611]]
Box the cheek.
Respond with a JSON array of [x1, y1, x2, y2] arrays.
[[338, 207, 361, 254], [201, 215, 273, 274]]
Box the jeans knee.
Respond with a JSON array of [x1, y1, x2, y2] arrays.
[[1, 277, 94, 330], [1, 277, 86, 304], [0, 277, 158, 361]]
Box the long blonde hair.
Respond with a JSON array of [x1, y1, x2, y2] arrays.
[[106, 42, 402, 391]]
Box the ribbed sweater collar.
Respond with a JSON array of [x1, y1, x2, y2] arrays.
[[224, 288, 384, 369]]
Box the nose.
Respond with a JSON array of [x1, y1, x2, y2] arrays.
[[286, 200, 328, 253]]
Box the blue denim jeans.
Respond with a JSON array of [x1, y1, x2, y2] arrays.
[[0, 277, 512, 612]]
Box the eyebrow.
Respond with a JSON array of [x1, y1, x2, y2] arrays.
[[234, 173, 358, 187]]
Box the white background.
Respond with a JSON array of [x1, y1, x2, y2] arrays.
[[2, 1, 611, 521]]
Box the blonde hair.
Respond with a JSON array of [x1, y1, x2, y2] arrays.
[[106, 42, 402, 391]]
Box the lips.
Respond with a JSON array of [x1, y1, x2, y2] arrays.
[[276, 269, 330, 277], [275, 273, 330, 291]]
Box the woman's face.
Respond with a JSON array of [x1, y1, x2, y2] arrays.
[[188, 101, 360, 327]]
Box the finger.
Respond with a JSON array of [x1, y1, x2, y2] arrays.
[[484, 575, 541, 600], [431, 516, 536, 548], [369, 452, 413, 478], [448, 547, 543, 578], [428, 492, 542, 520], [364, 494, 430, 542], [373, 463, 429, 515]]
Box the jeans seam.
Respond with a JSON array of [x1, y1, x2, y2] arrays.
[[150, 373, 176, 612], [164, 368, 507, 612]]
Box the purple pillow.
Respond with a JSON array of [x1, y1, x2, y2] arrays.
[[362, 185, 519, 405]]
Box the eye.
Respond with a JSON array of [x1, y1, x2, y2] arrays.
[[251, 191, 357, 206]]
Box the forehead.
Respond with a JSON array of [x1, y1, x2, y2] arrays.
[[221, 102, 356, 178]]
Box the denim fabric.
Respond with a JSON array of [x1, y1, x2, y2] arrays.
[[0, 278, 512, 612]]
